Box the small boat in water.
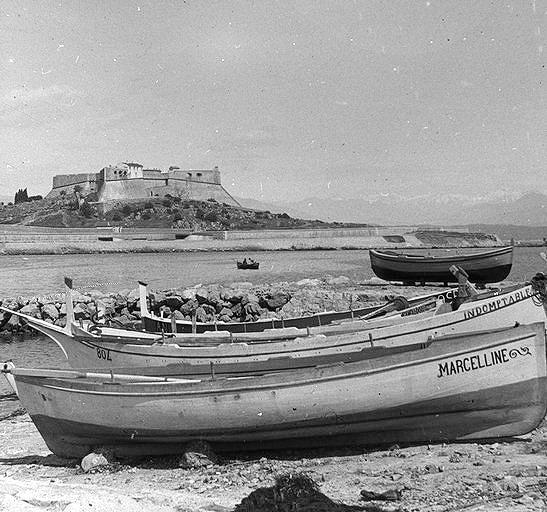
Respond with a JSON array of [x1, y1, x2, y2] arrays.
[[369, 246, 514, 284], [3, 322, 546, 459], [237, 258, 259, 270]]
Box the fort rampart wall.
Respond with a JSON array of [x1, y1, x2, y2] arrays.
[[97, 179, 239, 208], [48, 173, 98, 197]]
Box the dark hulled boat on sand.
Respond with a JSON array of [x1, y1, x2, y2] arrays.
[[369, 246, 513, 285]]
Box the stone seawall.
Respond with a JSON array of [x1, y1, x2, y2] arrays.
[[0, 227, 503, 255]]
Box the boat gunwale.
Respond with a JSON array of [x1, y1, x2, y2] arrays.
[[63, 285, 540, 359], [369, 246, 513, 264], [14, 326, 543, 398]]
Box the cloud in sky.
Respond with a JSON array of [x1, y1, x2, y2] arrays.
[[0, 0, 545, 201], [0, 85, 82, 124]]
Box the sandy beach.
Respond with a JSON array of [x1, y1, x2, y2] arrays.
[[0, 412, 545, 512]]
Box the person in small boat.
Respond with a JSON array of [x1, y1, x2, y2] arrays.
[[243, 258, 248, 265]]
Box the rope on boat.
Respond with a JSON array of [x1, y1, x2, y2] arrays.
[[529, 272, 547, 307]]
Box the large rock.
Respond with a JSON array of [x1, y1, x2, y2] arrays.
[[120, 307, 137, 321], [72, 304, 87, 320], [194, 287, 209, 303], [180, 288, 196, 301], [261, 292, 291, 310], [159, 296, 184, 310], [96, 298, 116, 316], [230, 302, 243, 318], [81, 452, 110, 473], [195, 306, 209, 323], [172, 309, 185, 320], [218, 307, 233, 318], [206, 289, 221, 307], [19, 303, 41, 318], [126, 288, 140, 302], [6, 314, 20, 329], [178, 440, 219, 468], [180, 299, 198, 315], [222, 288, 245, 303], [243, 301, 262, 320], [241, 293, 259, 306], [41, 303, 60, 321]]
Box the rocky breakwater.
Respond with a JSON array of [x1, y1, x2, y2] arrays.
[[0, 276, 410, 336]]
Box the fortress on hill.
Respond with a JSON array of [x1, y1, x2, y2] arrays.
[[47, 162, 240, 207]]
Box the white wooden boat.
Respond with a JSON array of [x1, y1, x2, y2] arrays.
[[3, 282, 545, 376], [3, 322, 546, 459]]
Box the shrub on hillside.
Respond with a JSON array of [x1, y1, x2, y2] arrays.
[[203, 211, 219, 222], [79, 202, 94, 218], [121, 204, 133, 216]]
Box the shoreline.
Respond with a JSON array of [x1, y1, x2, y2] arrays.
[[0, 413, 545, 511], [0, 242, 529, 257]]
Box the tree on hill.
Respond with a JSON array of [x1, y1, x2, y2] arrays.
[[14, 188, 29, 204]]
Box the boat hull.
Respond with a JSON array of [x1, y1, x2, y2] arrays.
[[369, 247, 514, 284], [5, 284, 544, 375], [21, 284, 545, 373], [10, 323, 547, 458]]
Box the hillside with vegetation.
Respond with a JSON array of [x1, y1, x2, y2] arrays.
[[0, 190, 371, 231]]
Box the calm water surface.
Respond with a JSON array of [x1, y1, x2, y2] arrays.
[[0, 247, 544, 297]]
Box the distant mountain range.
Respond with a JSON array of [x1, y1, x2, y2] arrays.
[[236, 192, 547, 229]]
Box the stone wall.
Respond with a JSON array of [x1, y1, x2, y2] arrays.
[[99, 179, 240, 209], [48, 173, 98, 198]]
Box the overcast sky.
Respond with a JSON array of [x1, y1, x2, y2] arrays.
[[1, 0, 545, 202]]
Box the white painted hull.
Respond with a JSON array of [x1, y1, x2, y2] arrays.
[[7, 323, 546, 458]]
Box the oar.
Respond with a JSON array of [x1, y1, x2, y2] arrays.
[[1, 362, 200, 384]]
